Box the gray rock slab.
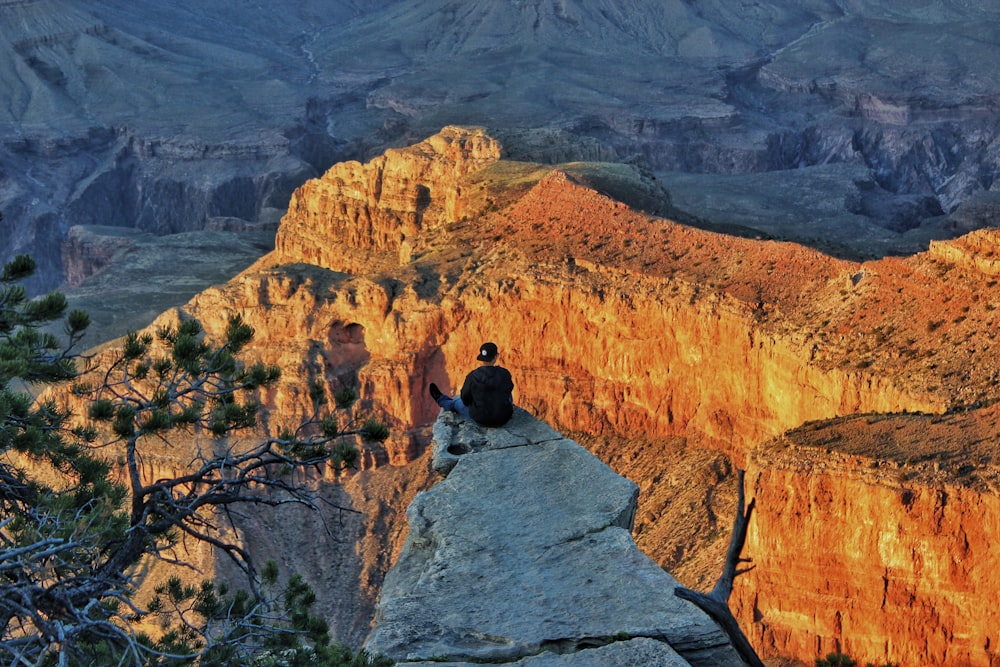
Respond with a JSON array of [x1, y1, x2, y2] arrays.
[[395, 636, 691, 666], [431, 407, 564, 475], [365, 413, 743, 666]]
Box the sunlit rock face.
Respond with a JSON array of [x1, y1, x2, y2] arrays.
[[261, 127, 998, 457], [735, 407, 1000, 667], [93, 127, 1000, 661], [928, 228, 1000, 277], [275, 126, 503, 273]]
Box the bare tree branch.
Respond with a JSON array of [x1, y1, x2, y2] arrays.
[[674, 469, 763, 667]]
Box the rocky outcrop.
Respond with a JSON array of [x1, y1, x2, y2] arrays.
[[239, 129, 1000, 454], [365, 409, 744, 666], [274, 126, 502, 272], [928, 227, 1000, 277], [733, 406, 1000, 667], [61, 225, 143, 287]]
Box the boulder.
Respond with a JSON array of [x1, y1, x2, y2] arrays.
[[364, 408, 744, 666]]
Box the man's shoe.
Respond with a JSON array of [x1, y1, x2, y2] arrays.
[[429, 383, 443, 401]]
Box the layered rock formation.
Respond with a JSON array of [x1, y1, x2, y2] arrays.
[[736, 405, 1000, 666], [365, 409, 744, 666], [265, 126, 997, 453], [928, 228, 1000, 277], [70, 126, 1000, 664], [275, 126, 503, 272]]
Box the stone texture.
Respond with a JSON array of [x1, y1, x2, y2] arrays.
[[395, 637, 690, 667], [365, 410, 742, 666], [429, 406, 565, 476], [275, 126, 502, 273], [928, 227, 1000, 277]]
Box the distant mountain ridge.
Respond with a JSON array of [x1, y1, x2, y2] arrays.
[[3, 0, 1000, 298]]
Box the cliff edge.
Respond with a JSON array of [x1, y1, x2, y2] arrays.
[[364, 408, 745, 666]]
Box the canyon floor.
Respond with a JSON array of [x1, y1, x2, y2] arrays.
[[5, 1, 1000, 295]]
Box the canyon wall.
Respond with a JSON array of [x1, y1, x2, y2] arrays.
[[184, 256, 941, 469], [265, 127, 983, 456], [928, 228, 1000, 277], [274, 126, 503, 273], [97, 127, 1000, 662], [735, 407, 1000, 667], [740, 466, 1000, 666]]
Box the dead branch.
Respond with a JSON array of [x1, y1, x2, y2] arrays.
[[674, 468, 763, 667]]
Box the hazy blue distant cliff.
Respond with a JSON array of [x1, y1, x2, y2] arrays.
[[3, 0, 1000, 298]]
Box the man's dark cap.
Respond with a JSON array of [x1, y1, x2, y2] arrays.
[[477, 342, 498, 362]]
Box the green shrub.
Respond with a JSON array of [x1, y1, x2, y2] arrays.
[[817, 653, 855, 667]]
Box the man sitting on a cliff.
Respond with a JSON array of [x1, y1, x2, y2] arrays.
[[429, 342, 514, 427]]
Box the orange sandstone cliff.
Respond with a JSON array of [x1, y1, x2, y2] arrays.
[[738, 407, 1000, 666], [128, 126, 999, 664]]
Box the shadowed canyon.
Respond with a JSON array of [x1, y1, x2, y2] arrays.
[[5, 2, 1000, 666], [5, 1, 1000, 296]]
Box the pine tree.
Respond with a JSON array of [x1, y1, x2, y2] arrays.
[[0, 249, 392, 666]]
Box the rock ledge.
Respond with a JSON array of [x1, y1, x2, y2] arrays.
[[364, 408, 743, 666]]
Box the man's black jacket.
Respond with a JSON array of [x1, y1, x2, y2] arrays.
[[460, 365, 514, 427]]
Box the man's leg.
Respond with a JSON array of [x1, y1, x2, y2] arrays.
[[430, 383, 470, 419], [438, 394, 471, 419]]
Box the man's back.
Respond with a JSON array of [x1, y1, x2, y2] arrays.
[[460, 365, 514, 427]]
